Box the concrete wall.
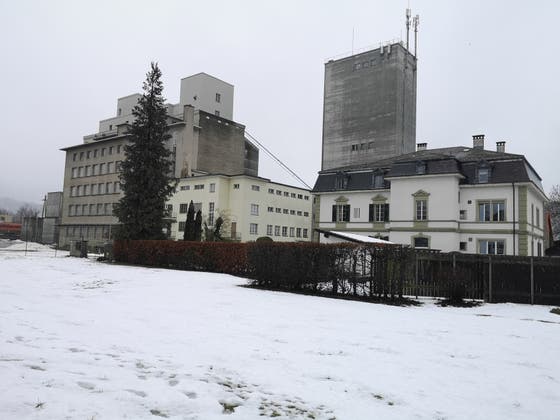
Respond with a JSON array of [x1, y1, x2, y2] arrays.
[[180, 73, 234, 120], [322, 43, 417, 170]]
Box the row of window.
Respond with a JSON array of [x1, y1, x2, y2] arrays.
[[267, 188, 310, 200], [180, 183, 215, 192], [72, 145, 122, 162], [332, 200, 512, 223], [70, 182, 121, 197], [68, 203, 115, 217], [260, 224, 308, 238], [71, 161, 122, 178], [267, 206, 310, 217], [65, 225, 111, 239]]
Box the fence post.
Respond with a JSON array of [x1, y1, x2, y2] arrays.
[[415, 253, 418, 299], [488, 256, 492, 303], [530, 257, 534, 305]]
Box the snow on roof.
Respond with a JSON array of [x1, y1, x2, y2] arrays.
[[329, 231, 393, 244]]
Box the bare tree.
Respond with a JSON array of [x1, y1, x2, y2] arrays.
[[14, 205, 39, 223]]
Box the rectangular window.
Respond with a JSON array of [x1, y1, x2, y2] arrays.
[[478, 168, 489, 183], [194, 202, 202, 212], [208, 202, 215, 226], [304, 212, 309, 217], [304, 196, 309, 200], [268, 206, 274, 213], [92, 164, 98, 175], [89, 204, 95, 215], [414, 237, 429, 248], [117, 145, 121, 154], [459, 210, 466, 220], [251, 185, 260, 191], [353, 208, 360, 219], [77, 185, 82, 196], [114, 182, 120, 193], [91, 184, 98, 195], [251, 204, 259, 215], [107, 162, 114, 173], [282, 226, 288, 237], [250, 223, 258, 235], [276, 190, 282, 195], [179, 203, 188, 213], [68, 205, 74, 216], [209, 183, 216, 193], [97, 203, 103, 215], [478, 201, 505, 222], [283, 209, 289, 214], [116, 161, 122, 172], [178, 222, 186, 232], [101, 148, 106, 157], [194, 184, 204, 190], [94, 149, 98, 158], [415, 200, 428, 221], [84, 184, 90, 195], [536, 208, 540, 228], [104, 203, 111, 215], [290, 210, 295, 215], [215, 110, 220, 116], [109, 146, 114, 155], [71, 167, 77, 178], [266, 225, 273, 236], [369, 203, 389, 222], [233, 184, 240, 189], [284, 192, 289, 197], [479, 239, 505, 255], [275, 208, 281, 213], [289, 227, 295, 237], [274, 225, 281, 236], [78, 166, 84, 177], [215, 93, 221, 103], [79, 151, 84, 160], [303, 229, 308, 238], [106, 182, 113, 194], [268, 188, 274, 194], [297, 211, 302, 216], [297, 194, 303, 199], [99, 183, 105, 194], [72, 153, 77, 162], [296, 228, 302, 238], [332, 204, 350, 222], [70, 186, 75, 197], [459, 241, 467, 251], [99, 163, 106, 174], [85, 165, 91, 176], [180, 185, 190, 191], [291, 193, 296, 198]]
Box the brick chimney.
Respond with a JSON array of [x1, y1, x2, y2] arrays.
[[472, 134, 485, 149], [417, 142, 427, 151], [496, 141, 506, 153]]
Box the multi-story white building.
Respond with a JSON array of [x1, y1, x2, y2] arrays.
[[313, 136, 547, 256], [168, 174, 313, 242]]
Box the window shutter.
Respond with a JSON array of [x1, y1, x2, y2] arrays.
[[344, 205, 350, 222], [384, 204, 390, 222], [332, 205, 337, 222], [369, 204, 374, 222]]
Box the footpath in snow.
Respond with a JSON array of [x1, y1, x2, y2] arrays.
[[1, 240, 559, 419]]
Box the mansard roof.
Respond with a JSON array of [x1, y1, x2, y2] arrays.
[[313, 146, 541, 193]]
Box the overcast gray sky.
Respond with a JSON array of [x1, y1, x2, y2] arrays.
[[1, 0, 558, 204]]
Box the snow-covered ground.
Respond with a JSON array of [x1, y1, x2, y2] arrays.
[[1, 240, 559, 420]]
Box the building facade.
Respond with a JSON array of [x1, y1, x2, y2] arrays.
[[168, 174, 313, 242], [59, 73, 259, 248], [313, 136, 547, 256], [322, 42, 417, 171]]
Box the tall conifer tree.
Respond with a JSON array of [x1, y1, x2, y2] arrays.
[[114, 62, 176, 239]]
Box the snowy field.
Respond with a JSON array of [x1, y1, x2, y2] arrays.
[[1, 240, 559, 419]]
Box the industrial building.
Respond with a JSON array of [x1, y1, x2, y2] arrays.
[[59, 73, 259, 248], [321, 41, 417, 171]]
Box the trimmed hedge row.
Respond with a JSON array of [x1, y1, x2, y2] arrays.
[[113, 240, 249, 276], [113, 240, 414, 299]]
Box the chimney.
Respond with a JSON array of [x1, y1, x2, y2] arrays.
[[417, 142, 427, 151], [496, 141, 506, 153], [472, 134, 485, 149]]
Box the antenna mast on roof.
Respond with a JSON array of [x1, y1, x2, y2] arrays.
[[406, 8, 411, 51], [413, 14, 419, 57]]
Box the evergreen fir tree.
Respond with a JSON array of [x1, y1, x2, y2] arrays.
[[183, 200, 195, 241], [194, 210, 202, 241], [113, 62, 176, 240]]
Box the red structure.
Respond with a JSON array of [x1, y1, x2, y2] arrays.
[[0, 223, 22, 239]]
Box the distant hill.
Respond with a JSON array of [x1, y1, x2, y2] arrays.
[[0, 197, 42, 213]]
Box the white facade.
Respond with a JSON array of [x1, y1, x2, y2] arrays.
[[180, 73, 234, 120], [168, 175, 313, 242], [316, 175, 546, 256]]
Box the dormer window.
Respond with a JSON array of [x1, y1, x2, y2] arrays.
[[372, 170, 384, 188], [477, 161, 491, 183], [416, 161, 426, 175], [335, 172, 349, 189]]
